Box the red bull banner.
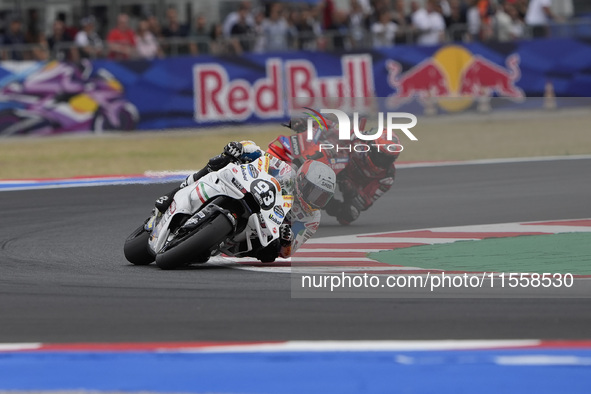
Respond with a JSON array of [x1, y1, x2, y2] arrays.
[[0, 38, 589, 134], [383, 46, 527, 113]]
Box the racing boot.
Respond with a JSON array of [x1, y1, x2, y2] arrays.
[[155, 187, 180, 214]]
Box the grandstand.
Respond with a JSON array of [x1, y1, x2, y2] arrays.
[[0, 0, 590, 62]]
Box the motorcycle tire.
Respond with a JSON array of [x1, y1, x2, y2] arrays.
[[155, 213, 233, 270], [124, 224, 155, 265]]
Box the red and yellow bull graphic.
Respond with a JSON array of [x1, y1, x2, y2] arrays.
[[386, 46, 525, 112]]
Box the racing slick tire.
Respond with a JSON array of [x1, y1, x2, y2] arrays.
[[124, 224, 155, 265], [155, 214, 233, 270]]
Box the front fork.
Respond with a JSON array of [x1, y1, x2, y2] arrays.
[[144, 209, 161, 232]]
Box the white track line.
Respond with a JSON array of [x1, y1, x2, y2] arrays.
[[0, 343, 42, 351], [175, 339, 541, 353], [0, 339, 548, 353], [495, 355, 591, 366]]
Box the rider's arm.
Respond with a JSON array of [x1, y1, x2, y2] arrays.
[[180, 141, 245, 188], [351, 165, 396, 212], [279, 210, 321, 258], [265, 154, 296, 195]]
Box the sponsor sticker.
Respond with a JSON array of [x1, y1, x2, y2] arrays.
[[271, 177, 281, 193], [231, 177, 244, 190], [248, 164, 259, 178], [258, 156, 270, 172], [240, 166, 249, 181], [320, 179, 335, 190], [305, 222, 319, 232], [290, 135, 301, 156], [185, 217, 199, 226], [268, 213, 283, 225], [273, 205, 285, 219]]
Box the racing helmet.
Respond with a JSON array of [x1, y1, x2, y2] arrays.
[[295, 160, 336, 210], [239, 140, 262, 163], [366, 134, 401, 170]]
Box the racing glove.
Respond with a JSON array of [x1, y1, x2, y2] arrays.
[[337, 205, 360, 226], [279, 223, 293, 246], [352, 194, 371, 212], [223, 141, 244, 160], [282, 118, 307, 133]]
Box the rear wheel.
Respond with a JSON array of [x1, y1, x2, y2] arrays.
[[124, 224, 155, 265], [155, 214, 233, 270]]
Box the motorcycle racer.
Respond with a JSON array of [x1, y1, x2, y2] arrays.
[[281, 113, 401, 225], [324, 133, 400, 225], [155, 140, 336, 262]]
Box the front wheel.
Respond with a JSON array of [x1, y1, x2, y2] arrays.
[[124, 224, 155, 265], [155, 214, 233, 270]]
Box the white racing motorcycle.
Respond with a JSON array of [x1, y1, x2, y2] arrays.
[[124, 155, 292, 269]]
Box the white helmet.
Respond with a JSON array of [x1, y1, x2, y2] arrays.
[[295, 160, 336, 210]]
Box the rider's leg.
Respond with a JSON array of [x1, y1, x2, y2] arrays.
[[154, 154, 234, 214], [154, 170, 206, 214]]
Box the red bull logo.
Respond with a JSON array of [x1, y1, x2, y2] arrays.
[[386, 59, 450, 106], [386, 46, 524, 112], [459, 54, 523, 98], [193, 55, 375, 122]]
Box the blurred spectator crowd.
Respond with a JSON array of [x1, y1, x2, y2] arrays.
[[0, 0, 580, 61]]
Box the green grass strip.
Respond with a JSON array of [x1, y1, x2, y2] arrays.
[[369, 232, 591, 275]]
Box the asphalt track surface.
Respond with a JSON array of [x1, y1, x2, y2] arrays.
[[1, 159, 590, 343]]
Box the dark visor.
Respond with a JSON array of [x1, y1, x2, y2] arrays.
[[299, 177, 333, 208]]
